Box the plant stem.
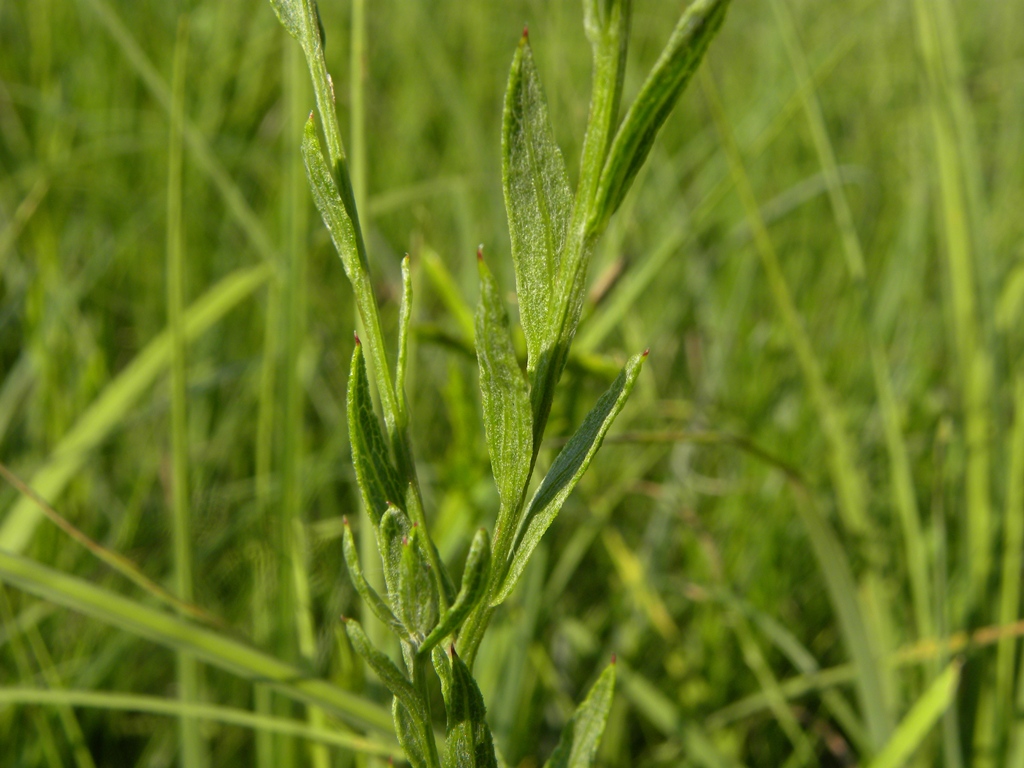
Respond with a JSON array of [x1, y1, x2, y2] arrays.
[[167, 16, 206, 768]]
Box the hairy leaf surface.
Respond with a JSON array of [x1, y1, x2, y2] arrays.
[[444, 648, 498, 768], [592, 0, 730, 230], [475, 257, 533, 534], [341, 519, 405, 637], [421, 529, 491, 654], [502, 34, 573, 372], [397, 525, 440, 642], [347, 341, 404, 525], [343, 618, 426, 727]]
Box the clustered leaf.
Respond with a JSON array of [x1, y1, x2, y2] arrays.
[[273, 0, 730, 766]]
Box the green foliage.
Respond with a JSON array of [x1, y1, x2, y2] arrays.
[[545, 661, 617, 768], [9, 0, 1024, 765], [282, 0, 724, 764]]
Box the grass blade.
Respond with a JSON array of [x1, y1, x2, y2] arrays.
[[0, 550, 395, 736], [0, 263, 271, 553], [0, 688, 399, 757], [866, 662, 961, 768]]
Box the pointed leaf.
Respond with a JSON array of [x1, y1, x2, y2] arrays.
[[494, 351, 646, 605], [302, 116, 369, 283], [347, 340, 404, 526], [397, 525, 440, 643], [592, 0, 731, 231], [341, 518, 406, 637], [444, 648, 498, 768], [394, 698, 430, 768], [342, 617, 426, 727], [432, 645, 454, 714], [420, 529, 491, 654], [544, 662, 617, 768], [268, 0, 302, 39], [502, 33, 573, 369], [475, 256, 533, 528]]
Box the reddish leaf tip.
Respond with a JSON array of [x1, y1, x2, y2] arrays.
[[449, 643, 458, 658], [402, 536, 409, 546], [611, 653, 617, 665], [353, 331, 361, 346], [339, 614, 348, 623], [342, 516, 350, 526], [476, 243, 484, 262], [642, 348, 650, 358], [411, 521, 419, 528], [522, 24, 529, 39]]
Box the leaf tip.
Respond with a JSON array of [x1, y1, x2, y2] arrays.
[[611, 653, 617, 665], [522, 23, 529, 40], [353, 331, 361, 346], [642, 348, 650, 359], [342, 516, 350, 527], [476, 243, 484, 262], [339, 614, 349, 623]]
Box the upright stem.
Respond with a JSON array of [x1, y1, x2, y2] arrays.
[[167, 16, 205, 768]]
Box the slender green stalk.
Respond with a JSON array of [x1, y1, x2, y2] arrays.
[[702, 66, 894, 750], [166, 17, 205, 768], [912, 0, 992, 615], [998, 377, 1024, 723], [770, 0, 933, 646]]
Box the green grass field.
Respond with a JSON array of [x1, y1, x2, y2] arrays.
[[2, 0, 1024, 765]]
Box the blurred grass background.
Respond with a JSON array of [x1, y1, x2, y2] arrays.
[[2, 0, 1024, 765]]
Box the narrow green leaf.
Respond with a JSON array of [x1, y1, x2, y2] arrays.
[[475, 254, 533, 530], [544, 661, 616, 768], [0, 687, 399, 757], [865, 662, 961, 768], [592, 0, 731, 231], [267, 0, 302, 39], [432, 645, 453, 713], [502, 32, 573, 369], [420, 529, 491, 655], [397, 524, 440, 643], [494, 351, 646, 605], [347, 340, 404, 526], [444, 648, 498, 768], [380, 503, 412, 603], [394, 699, 430, 768], [341, 518, 405, 637], [303, 116, 371, 298], [342, 617, 425, 726]]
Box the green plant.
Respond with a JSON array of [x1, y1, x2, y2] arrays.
[[269, 0, 730, 764]]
